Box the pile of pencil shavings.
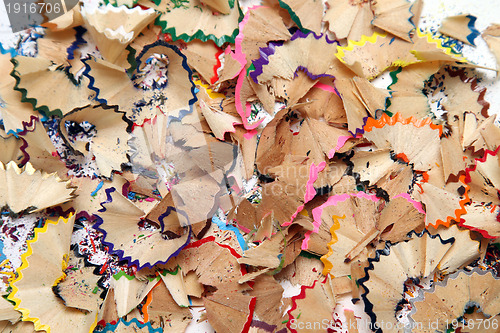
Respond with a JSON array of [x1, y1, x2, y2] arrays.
[[0, 0, 499, 332]]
